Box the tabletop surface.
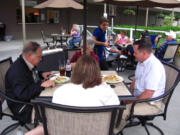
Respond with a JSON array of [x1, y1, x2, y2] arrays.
[[51, 33, 71, 37], [40, 70, 132, 97]]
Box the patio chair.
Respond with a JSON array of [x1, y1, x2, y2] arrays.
[[162, 44, 179, 63], [0, 57, 32, 135], [41, 31, 54, 49], [155, 43, 179, 63], [124, 62, 180, 135], [0, 57, 12, 96], [31, 97, 126, 135]]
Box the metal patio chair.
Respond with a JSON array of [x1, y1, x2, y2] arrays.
[[41, 31, 54, 49], [124, 62, 180, 135], [155, 43, 179, 63], [0, 57, 32, 135], [32, 97, 126, 135]]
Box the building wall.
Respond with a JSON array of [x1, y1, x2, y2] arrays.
[[0, 1, 162, 40]]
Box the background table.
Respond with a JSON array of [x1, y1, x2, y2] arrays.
[[51, 33, 72, 47]]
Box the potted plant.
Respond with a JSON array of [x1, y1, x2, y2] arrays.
[[156, 13, 165, 19], [123, 9, 136, 16]]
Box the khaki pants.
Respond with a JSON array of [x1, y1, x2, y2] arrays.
[[114, 101, 163, 134]]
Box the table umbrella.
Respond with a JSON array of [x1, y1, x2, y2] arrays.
[[92, 0, 180, 41], [34, 0, 83, 9], [93, 0, 180, 8], [34, 0, 83, 49]]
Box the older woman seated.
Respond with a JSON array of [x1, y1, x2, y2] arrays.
[[25, 55, 119, 135], [70, 37, 99, 68], [114, 31, 133, 56], [69, 24, 81, 48]]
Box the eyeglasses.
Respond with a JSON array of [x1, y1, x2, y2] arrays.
[[32, 53, 42, 60], [102, 23, 109, 27]]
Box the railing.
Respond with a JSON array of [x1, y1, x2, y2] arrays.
[[79, 25, 180, 41]]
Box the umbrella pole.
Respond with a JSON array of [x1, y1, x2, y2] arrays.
[[134, 5, 139, 42], [145, 8, 149, 27], [83, 0, 87, 55], [21, 0, 26, 46]]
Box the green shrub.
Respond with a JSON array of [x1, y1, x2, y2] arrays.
[[177, 47, 180, 56], [113, 25, 167, 39], [156, 13, 165, 19], [175, 14, 180, 21]]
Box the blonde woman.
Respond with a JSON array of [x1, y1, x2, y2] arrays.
[[69, 24, 81, 48]]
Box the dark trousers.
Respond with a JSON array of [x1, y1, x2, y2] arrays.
[[100, 59, 108, 70]]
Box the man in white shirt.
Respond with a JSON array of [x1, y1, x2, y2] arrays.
[[116, 39, 166, 131], [122, 38, 166, 118], [130, 39, 166, 101]]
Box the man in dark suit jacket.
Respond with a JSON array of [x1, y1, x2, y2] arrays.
[[5, 42, 55, 123]]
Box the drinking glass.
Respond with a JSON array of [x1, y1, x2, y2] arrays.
[[59, 60, 66, 76]]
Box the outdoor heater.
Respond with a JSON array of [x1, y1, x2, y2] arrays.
[[108, 4, 117, 32]]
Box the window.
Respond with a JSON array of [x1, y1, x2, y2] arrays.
[[47, 10, 59, 24], [16, 0, 59, 24], [16, 7, 43, 23]]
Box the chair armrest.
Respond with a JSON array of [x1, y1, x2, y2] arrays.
[[0, 91, 32, 106], [119, 96, 136, 101], [128, 74, 135, 82], [124, 82, 131, 86], [35, 96, 52, 102], [129, 87, 173, 116]]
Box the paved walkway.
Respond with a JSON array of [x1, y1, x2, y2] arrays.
[[0, 39, 180, 135]]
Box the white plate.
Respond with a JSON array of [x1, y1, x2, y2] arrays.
[[50, 74, 70, 84], [103, 75, 123, 84], [49, 73, 59, 80]]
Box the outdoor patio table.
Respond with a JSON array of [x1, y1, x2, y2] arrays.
[[32, 70, 135, 122], [51, 33, 72, 47], [40, 71, 134, 100]]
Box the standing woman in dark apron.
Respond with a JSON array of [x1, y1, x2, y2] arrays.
[[92, 17, 109, 70]]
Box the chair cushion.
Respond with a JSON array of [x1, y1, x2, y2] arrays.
[[4, 107, 13, 115], [113, 105, 132, 134], [114, 101, 163, 133], [133, 101, 163, 116], [2, 101, 13, 115], [113, 119, 126, 134]]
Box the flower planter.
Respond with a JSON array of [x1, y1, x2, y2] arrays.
[[123, 9, 135, 16], [174, 55, 180, 68]]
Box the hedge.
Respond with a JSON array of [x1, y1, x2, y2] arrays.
[[114, 25, 180, 31]]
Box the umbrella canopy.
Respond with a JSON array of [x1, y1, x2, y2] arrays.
[[34, 0, 83, 9], [93, 0, 180, 41], [93, 0, 180, 8]]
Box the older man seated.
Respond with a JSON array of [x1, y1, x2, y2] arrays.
[[5, 42, 55, 123], [155, 31, 178, 61], [70, 37, 99, 68]]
